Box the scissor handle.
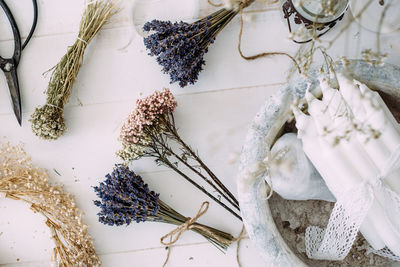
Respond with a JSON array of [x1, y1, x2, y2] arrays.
[[22, 0, 38, 50], [0, 0, 21, 65], [0, 0, 38, 67]]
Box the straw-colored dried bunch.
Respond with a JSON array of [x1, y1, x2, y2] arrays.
[[0, 142, 100, 266], [31, 0, 118, 140]]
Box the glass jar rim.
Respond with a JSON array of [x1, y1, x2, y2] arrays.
[[291, 0, 349, 24]]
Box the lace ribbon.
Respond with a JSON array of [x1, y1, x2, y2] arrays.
[[305, 146, 400, 261]]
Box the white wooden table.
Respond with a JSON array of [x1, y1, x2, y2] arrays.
[[0, 0, 399, 266]]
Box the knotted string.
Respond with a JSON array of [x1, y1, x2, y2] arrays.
[[237, 1, 301, 74], [161, 201, 232, 267], [305, 145, 400, 261], [161, 201, 211, 246], [160, 201, 248, 267]]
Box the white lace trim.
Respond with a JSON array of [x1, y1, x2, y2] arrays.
[[305, 147, 400, 261]]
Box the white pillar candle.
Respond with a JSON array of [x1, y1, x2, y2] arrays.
[[319, 78, 400, 253], [357, 82, 400, 130], [332, 75, 400, 255], [306, 90, 399, 251], [338, 75, 400, 195], [293, 103, 386, 250]]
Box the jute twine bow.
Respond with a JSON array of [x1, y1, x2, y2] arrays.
[[160, 201, 211, 246], [161, 201, 215, 267], [160, 201, 248, 267]]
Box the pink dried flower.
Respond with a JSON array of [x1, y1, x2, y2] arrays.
[[120, 88, 177, 145], [116, 88, 241, 220]]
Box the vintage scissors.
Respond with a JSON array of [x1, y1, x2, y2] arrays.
[[0, 0, 38, 125]]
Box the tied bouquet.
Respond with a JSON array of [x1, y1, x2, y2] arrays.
[[143, 0, 255, 87], [30, 1, 117, 140], [94, 165, 235, 251], [117, 89, 241, 220]]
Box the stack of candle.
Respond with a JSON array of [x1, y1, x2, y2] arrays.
[[292, 74, 400, 260]]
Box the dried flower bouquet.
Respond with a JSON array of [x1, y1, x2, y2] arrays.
[[30, 0, 117, 140], [143, 0, 255, 87], [0, 142, 100, 266], [118, 89, 241, 220], [94, 165, 235, 250]]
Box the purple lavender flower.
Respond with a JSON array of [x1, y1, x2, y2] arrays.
[[94, 164, 161, 226], [143, 8, 239, 87], [93, 165, 235, 251], [143, 20, 211, 87]]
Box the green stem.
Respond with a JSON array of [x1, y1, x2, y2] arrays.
[[152, 134, 240, 211], [154, 149, 242, 221], [166, 115, 240, 208]]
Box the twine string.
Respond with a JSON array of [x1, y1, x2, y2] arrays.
[[206, 0, 300, 73], [241, 0, 256, 9], [160, 201, 210, 246], [208, 0, 223, 7], [161, 201, 210, 267], [77, 37, 88, 45], [45, 103, 64, 111], [160, 202, 248, 267], [162, 246, 172, 267], [235, 225, 247, 267], [162, 225, 248, 267], [208, 0, 256, 9], [237, 3, 301, 73], [160, 202, 246, 267]]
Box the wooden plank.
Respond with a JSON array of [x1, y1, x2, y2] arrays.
[[0, 84, 277, 263]]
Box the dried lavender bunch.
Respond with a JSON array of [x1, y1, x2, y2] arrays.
[[94, 164, 234, 250], [0, 142, 100, 266], [117, 89, 241, 220], [30, 1, 117, 140], [143, 0, 254, 87]]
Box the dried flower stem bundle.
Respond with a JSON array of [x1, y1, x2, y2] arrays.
[[0, 142, 100, 266], [30, 0, 117, 140], [143, 0, 255, 87], [118, 89, 241, 220], [94, 165, 235, 251]]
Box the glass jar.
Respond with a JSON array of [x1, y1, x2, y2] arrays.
[[291, 0, 349, 23]]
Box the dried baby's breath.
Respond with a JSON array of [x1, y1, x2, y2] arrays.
[[0, 142, 100, 266]]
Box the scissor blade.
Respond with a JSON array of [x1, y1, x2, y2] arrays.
[[5, 70, 22, 126]]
